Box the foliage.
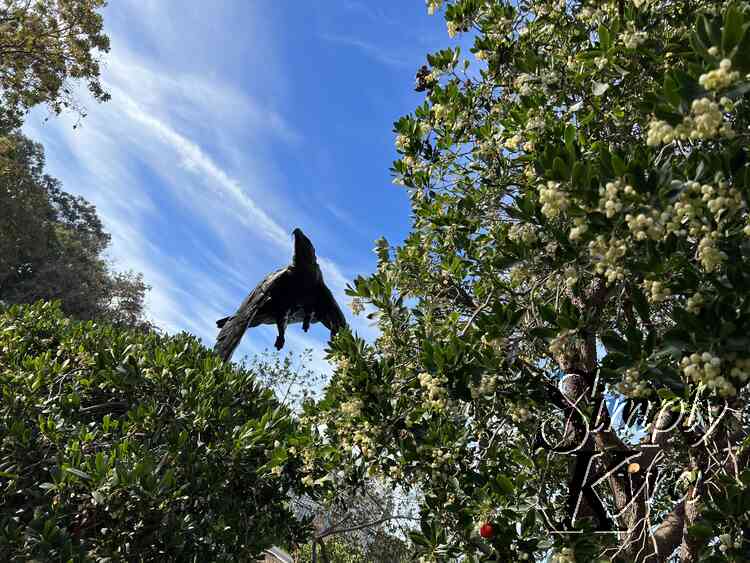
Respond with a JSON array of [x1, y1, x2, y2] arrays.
[[313, 1, 750, 561], [0, 0, 110, 133], [0, 133, 150, 329], [289, 476, 414, 563], [294, 537, 368, 563], [0, 302, 311, 561]]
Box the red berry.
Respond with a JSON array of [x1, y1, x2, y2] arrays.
[[480, 522, 494, 539]]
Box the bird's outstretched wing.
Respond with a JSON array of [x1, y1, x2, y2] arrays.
[[214, 267, 288, 362], [314, 283, 347, 336]]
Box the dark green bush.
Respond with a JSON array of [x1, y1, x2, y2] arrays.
[[0, 302, 308, 561]]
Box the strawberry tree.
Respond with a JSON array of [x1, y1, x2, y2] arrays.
[[311, 1, 750, 561]]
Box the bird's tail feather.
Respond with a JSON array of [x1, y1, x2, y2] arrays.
[[214, 313, 253, 362]]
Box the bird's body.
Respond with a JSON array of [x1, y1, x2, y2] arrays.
[[214, 228, 346, 362]]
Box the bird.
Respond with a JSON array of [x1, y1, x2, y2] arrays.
[[214, 228, 347, 362]]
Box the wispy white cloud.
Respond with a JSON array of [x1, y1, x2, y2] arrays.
[[320, 33, 411, 68], [342, 1, 398, 25]]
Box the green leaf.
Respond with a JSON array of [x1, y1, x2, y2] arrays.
[[722, 3, 744, 53], [521, 509, 537, 535], [564, 125, 576, 156], [688, 522, 714, 541], [496, 474, 515, 495], [611, 153, 626, 176], [734, 27, 750, 73], [601, 331, 628, 355], [598, 25, 611, 50], [409, 531, 431, 547], [63, 467, 92, 480], [553, 156, 569, 179], [689, 31, 709, 59], [571, 161, 584, 186]]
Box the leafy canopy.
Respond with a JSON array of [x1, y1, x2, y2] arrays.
[[0, 302, 310, 561]]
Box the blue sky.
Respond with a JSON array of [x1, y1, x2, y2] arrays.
[[23, 1, 450, 374]]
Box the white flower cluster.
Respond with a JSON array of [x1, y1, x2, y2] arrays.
[[643, 279, 671, 303], [598, 178, 632, 218], [621, 29, 647, 49], [395, 134, 410, 151], [509, 265, 532, 287], [352, 423, 375, 457], [551, 547, 576, 563], [532, 1, 566, 17], [718, 532, 743, 553], [426, 0, 443, 16], [514, 73, 536, 96], [700, 181, 743, 223], [625, 210, 665, 241], [539, 181, 569, 218], [388, 464, 403, 479], [509, 403, 531, 423], [588, 235, 627, 284], [418, 371, 448, 410], [336, 356, 351, 372], [568, 216, 589, 241], [508, 223, 539, 244], [471, 374, 498, 398], [681, 352, 736, 397], [526, 111, 546, 132], [615, 367, 652, 398], [686, 292, 704, 314], [340, 398, 363, 417], [542, 70, 560, 87], [432, 103, 448, 122], [697, 235, 727, 272], [430, 447, 456, 469], [730, 358, 750, 384], [594, 56, 608, 70], [699, 58, 740, 91], [646, 98, 734, 145], [504, 134, 523, 151], [349, 297, 365, 316]]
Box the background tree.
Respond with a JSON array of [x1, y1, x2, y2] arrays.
[[290, 476, 414, 563], [311, 1, 750, 562], [0, 132, 150, 328], [0, 0, 110, 134]]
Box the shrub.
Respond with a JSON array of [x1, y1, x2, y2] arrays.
[[0, 301, 308, 561]]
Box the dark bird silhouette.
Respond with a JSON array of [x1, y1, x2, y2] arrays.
[[214, 228, 347, 362]]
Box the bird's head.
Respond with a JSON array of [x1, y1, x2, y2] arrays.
[[292, 227, 316, 266]]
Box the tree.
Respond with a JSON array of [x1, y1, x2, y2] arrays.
[[0, 133, 150, 328], [0, 301, 311, 561], [0, 0, 110, 133], [313, 1, 750, 561]]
